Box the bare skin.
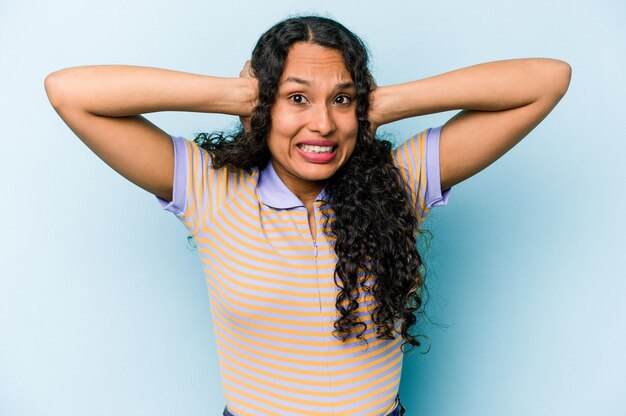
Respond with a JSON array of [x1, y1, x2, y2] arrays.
[[44, 43, 571, 239], [368, 58, 572, 191], [263, 44, 359, 239], [44, 66, 256, 202]]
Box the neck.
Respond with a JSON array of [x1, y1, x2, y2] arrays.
[[295, 185, 324, 210], [271, 161, 325, 209]]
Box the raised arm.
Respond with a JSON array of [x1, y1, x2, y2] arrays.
[[44, 65, 256, 201], [369, 58, 572, 190]]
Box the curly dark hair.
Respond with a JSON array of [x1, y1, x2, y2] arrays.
[[195, 15, 432, 351]]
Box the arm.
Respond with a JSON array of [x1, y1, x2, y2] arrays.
[[369, 58, 572, 190], [44, 65, 257, 201]]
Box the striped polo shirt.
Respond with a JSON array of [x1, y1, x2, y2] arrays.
[[156, 126, 450, 415]]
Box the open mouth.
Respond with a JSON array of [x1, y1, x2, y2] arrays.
[[297, 144, 337, 154]]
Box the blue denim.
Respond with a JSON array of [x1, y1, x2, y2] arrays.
[[223, 394, 406, 415]]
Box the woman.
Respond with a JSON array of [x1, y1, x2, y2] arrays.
[[45, 15, 570, 416]]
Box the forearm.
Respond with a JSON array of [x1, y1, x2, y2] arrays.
[[371, 58, 571, 126], [44, 65, 255, 117]]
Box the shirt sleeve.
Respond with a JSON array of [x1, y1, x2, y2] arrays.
[[392, 126, 452, 223], [154, 135, 212, 237]]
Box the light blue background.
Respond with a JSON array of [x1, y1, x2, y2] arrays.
[[1, 0, 625, 415]]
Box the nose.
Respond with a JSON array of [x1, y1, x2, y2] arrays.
[[307, 104, 335, 136]]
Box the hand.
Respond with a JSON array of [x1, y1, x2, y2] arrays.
[[239, 60, 258, 132]]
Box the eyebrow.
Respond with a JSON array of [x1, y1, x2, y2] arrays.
[[281, 76, 355, 90]]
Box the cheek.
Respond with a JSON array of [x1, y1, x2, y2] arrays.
[[270, 107, 302, 141], [345, 139, 357, 159], [340, 117, 359, 147]]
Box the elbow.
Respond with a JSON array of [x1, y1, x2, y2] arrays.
[[44, 69, 73, 111], [44, 70, 63, 110], [549, 59, 572, 98]]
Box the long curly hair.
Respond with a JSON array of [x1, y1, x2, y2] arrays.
[[195, 16, 431, 351]]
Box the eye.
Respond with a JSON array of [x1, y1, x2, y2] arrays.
[[334, 95, 352, 105], [288, 94, 308, 104]]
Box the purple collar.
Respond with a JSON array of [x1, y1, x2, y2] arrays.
[[257, 161, 329, 209]]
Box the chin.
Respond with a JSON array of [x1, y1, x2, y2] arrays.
[[298, 166, 338, 181]]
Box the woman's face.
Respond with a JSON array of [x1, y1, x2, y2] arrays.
[[267, 42, 358, 196]]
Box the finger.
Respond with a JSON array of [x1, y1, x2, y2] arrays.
[[240, 60, 252, 78]]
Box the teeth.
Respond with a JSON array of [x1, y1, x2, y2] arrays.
[[299, 144, 334, 153]]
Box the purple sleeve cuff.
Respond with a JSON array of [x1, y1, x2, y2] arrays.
[[425, 126, 451, 208], [155, 135, 188, 216]]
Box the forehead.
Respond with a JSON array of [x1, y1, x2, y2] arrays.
[[281, 42, 352, 83]]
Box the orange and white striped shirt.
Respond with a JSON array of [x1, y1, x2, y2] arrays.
[[156, 126, 450, 415]]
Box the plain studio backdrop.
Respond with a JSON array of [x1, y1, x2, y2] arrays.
[[1, 1, 624, 415]]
